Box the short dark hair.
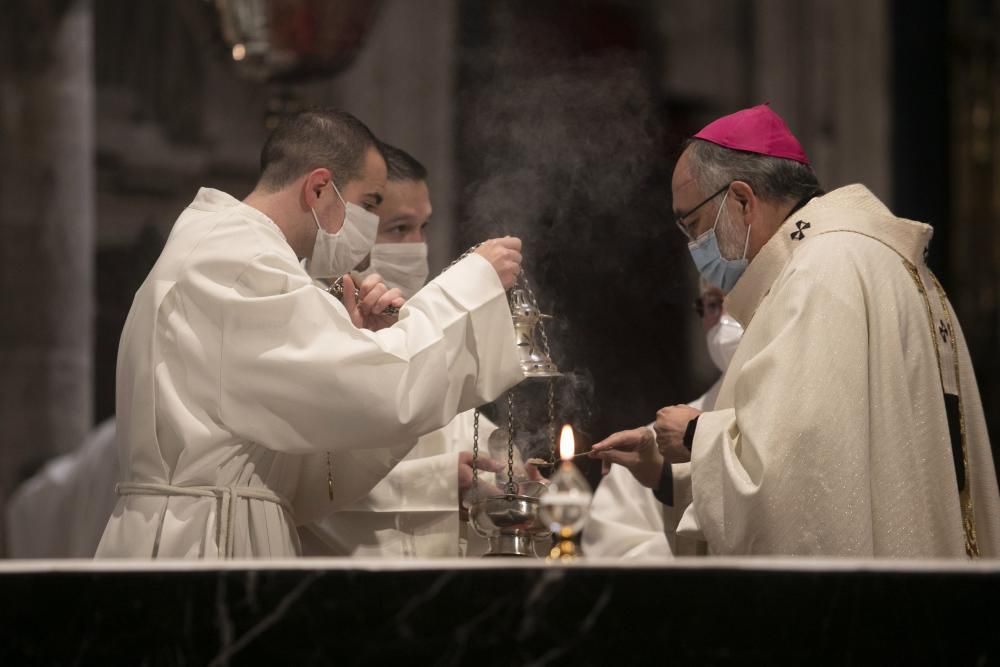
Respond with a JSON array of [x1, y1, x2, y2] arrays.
[[378, 141, 428, 182], [257, 110, 380, 191], [684, 138, 821, 205]]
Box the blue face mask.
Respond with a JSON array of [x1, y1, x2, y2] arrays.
[[687, 189, 751, 291]]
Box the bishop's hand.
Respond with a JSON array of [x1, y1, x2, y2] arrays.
[[342, 273, 405, 331], [588, 426, 663, 489], [654, 405, 701, 463]]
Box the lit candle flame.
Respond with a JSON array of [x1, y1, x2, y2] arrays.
[[559, 424, 575, 461]]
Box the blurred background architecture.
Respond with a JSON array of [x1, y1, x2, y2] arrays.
[[0, 0, 997, 555]]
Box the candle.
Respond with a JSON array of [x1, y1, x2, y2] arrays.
[[559, 424, 575, 461], [540, 423, 593, 561]]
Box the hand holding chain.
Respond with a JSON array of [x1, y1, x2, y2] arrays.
[[327, 276, 400, 316]]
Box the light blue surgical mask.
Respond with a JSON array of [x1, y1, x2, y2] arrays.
[[687, 189, 751, 291]]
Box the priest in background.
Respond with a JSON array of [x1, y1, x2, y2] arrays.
[[299, 143, 500, 558], [593, 104, 1000, 558], [97, 110, 524, 559]]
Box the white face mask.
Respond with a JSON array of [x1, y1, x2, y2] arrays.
[[706, 313, 744, 373], [305, 181, 379, 281], [355, 242, 429, 299]]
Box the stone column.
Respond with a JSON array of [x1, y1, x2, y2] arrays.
[[0, 0, 94, 555]]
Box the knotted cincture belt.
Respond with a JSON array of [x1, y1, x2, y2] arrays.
[[116, 482, 294, 558]]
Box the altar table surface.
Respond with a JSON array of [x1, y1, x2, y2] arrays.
[[2, 557, 997, 665]]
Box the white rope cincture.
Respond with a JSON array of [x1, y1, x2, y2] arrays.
[[116, 482, 294, 558]]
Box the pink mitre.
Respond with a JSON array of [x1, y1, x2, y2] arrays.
[[693, 103, 810, 165]]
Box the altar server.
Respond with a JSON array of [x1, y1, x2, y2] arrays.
[[299, 143, 499, 558], [593, 104, 1000, 558], [97, 110, 523, 559]]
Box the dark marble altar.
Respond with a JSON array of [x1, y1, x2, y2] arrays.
[[2, 558, 998, 666]]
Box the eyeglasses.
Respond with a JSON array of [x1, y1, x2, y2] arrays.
[[674, 183, 731, 241], [693, 295, 724, 318]]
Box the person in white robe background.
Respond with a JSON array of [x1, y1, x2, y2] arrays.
[[96, 110, 525, 559], [592, 104, 1000, 558], [583, 285, 741, 559], [298, 143, 500, 558], [6, 418, 118, 558]]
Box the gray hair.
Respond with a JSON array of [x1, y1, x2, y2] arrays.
[[684, 138, 821, 205]]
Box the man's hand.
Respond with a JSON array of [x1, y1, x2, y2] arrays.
[[474, 236, 522, 290], [342, 273, 405, 331], [458, 451, 503, 520], [588, 426, 663, 488], [654, 405, 701, 463]]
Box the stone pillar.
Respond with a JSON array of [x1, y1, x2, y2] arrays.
[[0, 0, 94, 555]]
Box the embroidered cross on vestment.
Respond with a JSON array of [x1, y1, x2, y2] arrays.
[[790, 220, 811, 241]]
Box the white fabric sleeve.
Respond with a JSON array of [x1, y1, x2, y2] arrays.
[[219, 253, 522, 455]]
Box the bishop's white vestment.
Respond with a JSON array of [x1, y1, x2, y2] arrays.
[[677, 185, 1000, 557], [96, 189, 522, 559], [298, 411, 492, 558]]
